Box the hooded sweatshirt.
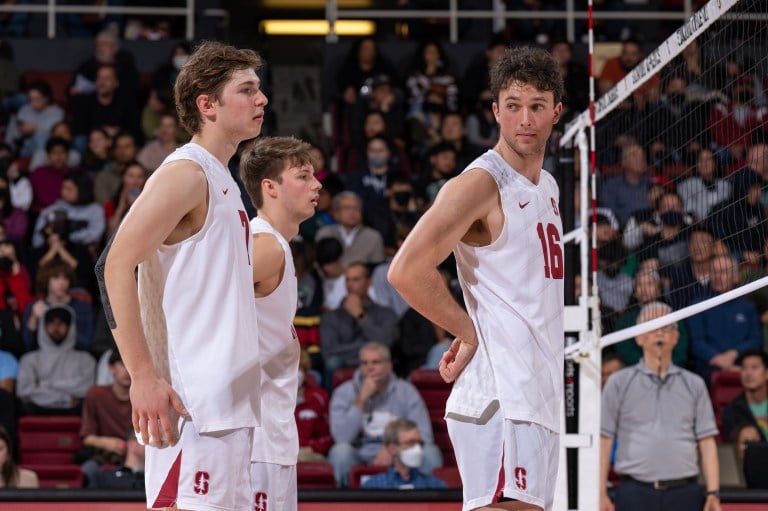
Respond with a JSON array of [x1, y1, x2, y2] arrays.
[[17, 304, 95, 408]]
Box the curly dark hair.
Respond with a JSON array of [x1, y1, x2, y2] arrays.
[[490, 46, 564, 105]]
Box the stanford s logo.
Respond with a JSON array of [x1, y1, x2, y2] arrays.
[[550, 198, 559, 216], [194, 471, 210, 495], [514, 466, 527, 491], [255, 492, 268, 511]]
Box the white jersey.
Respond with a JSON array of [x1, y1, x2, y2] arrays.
[[250, 217, 300, 465], [138, 143, 260, 434], [446, 150, 564, 433]]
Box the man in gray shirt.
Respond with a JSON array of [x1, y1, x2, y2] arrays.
[[328, 342, 442, 486], [600, 301, 721, 511]]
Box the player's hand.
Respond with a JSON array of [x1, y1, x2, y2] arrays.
[[438, 337, 478, 383], [130, 371, 188, 448], [703, 494, 721, 511], [599, 493, 615, 511]]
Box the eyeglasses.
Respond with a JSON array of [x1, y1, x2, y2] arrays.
[[398, 439, 424, 449]]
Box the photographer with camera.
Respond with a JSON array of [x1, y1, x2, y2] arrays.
[[32, 172, 104, 251], [29, 207, 95, 297]]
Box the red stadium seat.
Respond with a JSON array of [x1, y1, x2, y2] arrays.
[[662, 163, 690, 179], [331, 368, 356, 389], [410, 369, 453, 460], [18, 415, 81, 432], [22, 70, 74, 112], [22, 464, 83, 489], [434, 431, 455, 467], [348, 464, 387, 489], [711, 370, 743, 441], [432, 466, 462, 488], [711, 370, 743, 417], [296, 461, 336, 489], [18, 416, 83, 465]]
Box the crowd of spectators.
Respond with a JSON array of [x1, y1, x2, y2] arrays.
[[0, 2, 766, 494]]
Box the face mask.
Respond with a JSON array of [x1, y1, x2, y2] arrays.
[[393, 191, 411, 206], [660, 211, 683, 226], [172, 55, 189, 70], [368, 155, 388, 168], [398, 443, 424, 468]]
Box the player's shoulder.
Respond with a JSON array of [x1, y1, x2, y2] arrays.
[[443, 166, 498, 197]]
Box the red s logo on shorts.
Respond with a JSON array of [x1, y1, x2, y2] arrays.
[[194, 471, 210, 495], [514, 466, 527, 491], [255, 492, 268, 511]]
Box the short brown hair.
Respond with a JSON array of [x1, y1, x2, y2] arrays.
[[239, 136, 314, 209], [35, 261, 75, 295], [174, 40, 263, 135], [490, 46, 564, 105]]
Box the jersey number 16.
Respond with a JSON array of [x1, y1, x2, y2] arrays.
[[536, 222, 563, 279]]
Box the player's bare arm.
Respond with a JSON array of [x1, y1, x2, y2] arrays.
[[251, 232, 286, 297], [389, 168, 500, 381], [100, 160, 207, 447]]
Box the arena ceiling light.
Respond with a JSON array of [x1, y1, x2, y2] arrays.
[[260, 19, 375, 36]]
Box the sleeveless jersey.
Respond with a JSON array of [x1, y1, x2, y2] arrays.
[[446, 150, 564, 433], [249, 216, 300, 465], [137, 143, 260, 434]]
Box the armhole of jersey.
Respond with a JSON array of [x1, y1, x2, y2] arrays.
[[456, 166, 506, 250], [158, 159, 213, 249]]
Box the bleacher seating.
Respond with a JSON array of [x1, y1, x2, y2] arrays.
[[432, 466, 461, 488], [711, 370, 743, 442], [20, 464, 83, 489], [22, 70, 73, 112], [331, 367, 356, 389], [296, 461, 336, 489], [409, 369, 454, 465], [17, 416, 82, 466]]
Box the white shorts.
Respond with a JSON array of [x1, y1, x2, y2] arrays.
[[447, 405, 559, 511], [144, 420, 254, 511], [251, 462, 298, 511]]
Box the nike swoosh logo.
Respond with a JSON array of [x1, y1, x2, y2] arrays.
[[519, 201, 530, 209], [223, 188, 229, 195]]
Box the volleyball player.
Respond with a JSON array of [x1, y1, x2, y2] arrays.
[[240, 136, 321, 511], [97, 41, 268, 510], [389, 46, 565, 511]]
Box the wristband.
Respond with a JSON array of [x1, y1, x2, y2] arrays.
[[706, 490, 720, 498]]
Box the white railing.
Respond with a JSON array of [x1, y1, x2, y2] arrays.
[[326, 0, 698, 43], [0, 1, 194, 39]]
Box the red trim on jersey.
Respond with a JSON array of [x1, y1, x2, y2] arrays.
[[492, 446, 505, 503], [152, 451, 183, 508]]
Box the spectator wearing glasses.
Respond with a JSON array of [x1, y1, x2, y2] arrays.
[[362, 418, 447, 489], [328, 342, 442, 486]]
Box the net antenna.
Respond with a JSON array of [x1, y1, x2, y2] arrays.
[[556, 0, 767, 509]]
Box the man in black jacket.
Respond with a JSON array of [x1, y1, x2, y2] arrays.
[[722, 349, 768, 441]]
